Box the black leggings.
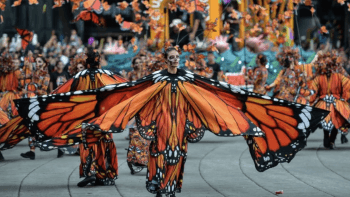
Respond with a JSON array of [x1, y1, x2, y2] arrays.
[[323, 128, 338, 146]]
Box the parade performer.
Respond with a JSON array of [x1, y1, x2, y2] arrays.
[[0, 108, 9, 161], [126, 55, 166, 174], [0, 56, 21, 118], [20, 55, 53, 160], [13, 47, 328, 197], [266, 47, 308, 104], [126, 127, 151, 174], [300, 52, 350, 149], [0, 50, 126, 165], [128, 57, 148, 81], [246, 54, 268, 95], [185, 53, 212, 78]]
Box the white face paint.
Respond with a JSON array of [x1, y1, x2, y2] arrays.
[[167, 54, 180, 65]]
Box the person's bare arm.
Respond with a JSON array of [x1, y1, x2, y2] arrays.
[[49, 82, 53, 93], [44, 36, 54, 48], [190, 19, 200, 41]]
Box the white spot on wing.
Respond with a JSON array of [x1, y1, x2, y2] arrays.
[[261, 95, 271, 100], [117, 83, 127, 87], [29, 101, 39, 110], [299, 113, 310, 128], [185, 73, 194, 78], [219, 81, 229, 88], [297, 122, 306, 129], [31, 114, 39, 122], [301, 108, 311, 120], [28, 106, 40, 118]]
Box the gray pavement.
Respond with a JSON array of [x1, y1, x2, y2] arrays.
[[0, 129, 349, 197]]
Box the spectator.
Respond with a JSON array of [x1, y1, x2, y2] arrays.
[[222, 2, 241, 51], [169, 19, 189, 48], [60, 48, 70, 66], [69, 46, 77, 59], [69, 29, 81, 47], [189, 11, 205, 42], [100, 53, 108, 67], [12, 58, 21, 71], [206, 52, 221, 80], [49, 60, 70, 92]]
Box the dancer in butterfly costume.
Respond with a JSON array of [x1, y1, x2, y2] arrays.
[[0, 51, 126, 167], [14, 48, 328, 197], [0, 56, 22, 118], [0, 56, 22, 161], [246, 54, 268, 95], [19, 55, 53, 160], [0, 108, 9, 161], [126, 127, 151, 174], [299, 52, 350, 149], [266, 48, 309, 104]]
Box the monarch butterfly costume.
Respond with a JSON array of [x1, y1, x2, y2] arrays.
[[56, 68, 127, 186], [304, 73, 350, 131], [268, 47, 317, 105], [13, 67, 328, 195], [0, 108, 9, 161], [21, 68, 53, 155], [0, 68, 127, 185], [0, 109, 9, 126], [0, 68, 126, 150], [247, 65, 268, 95], [127, 127, 151, 174], [301, 65, 350, 149], [269, 65, 309, 104], [21, 69, 50, 98], [0, 68, 22, 118]]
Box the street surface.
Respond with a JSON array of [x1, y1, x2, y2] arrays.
[[1, 129, 349, 197]]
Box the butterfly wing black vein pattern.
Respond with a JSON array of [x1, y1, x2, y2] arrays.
[[14, 74, 155, 142], [14, 69, 328, 174], [190, 73, 329, 171]]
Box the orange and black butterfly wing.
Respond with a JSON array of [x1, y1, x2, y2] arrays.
[[15, 93, 98, 141], [0, 109, 9, 125], [14, 75, 155, 141], [74, 11, 103, 26], [178, 78, 261, 137], [36, 126, 82, 151], [190, 74, 329, 171], [0, 116, 31, 150], [51, 78, 74, 94], [90, 12, 105, 26], [52, 69, 126, 94], [112, 74, 128, 83], [73, 10, 90, 22], [185, 105, 205, 143], [16, 28, 33, 50]]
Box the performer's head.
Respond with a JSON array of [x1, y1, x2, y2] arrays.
[[132, 57, 142, 71], [77, 63, 85, 72], [55, 60, 65, 72], [207, 52, 215, 63], [35, 55, 47, 71], [277, 47, 299, 68], [69, 54, 87, 75], [315, 51, 340, 77], [164, 47, 180, 68], [256, 53, 267, 66], [12, 58, 20, 70], [86, 49, 100, 69]]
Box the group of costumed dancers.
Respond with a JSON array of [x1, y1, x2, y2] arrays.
[[0, 42, 349, 197]]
